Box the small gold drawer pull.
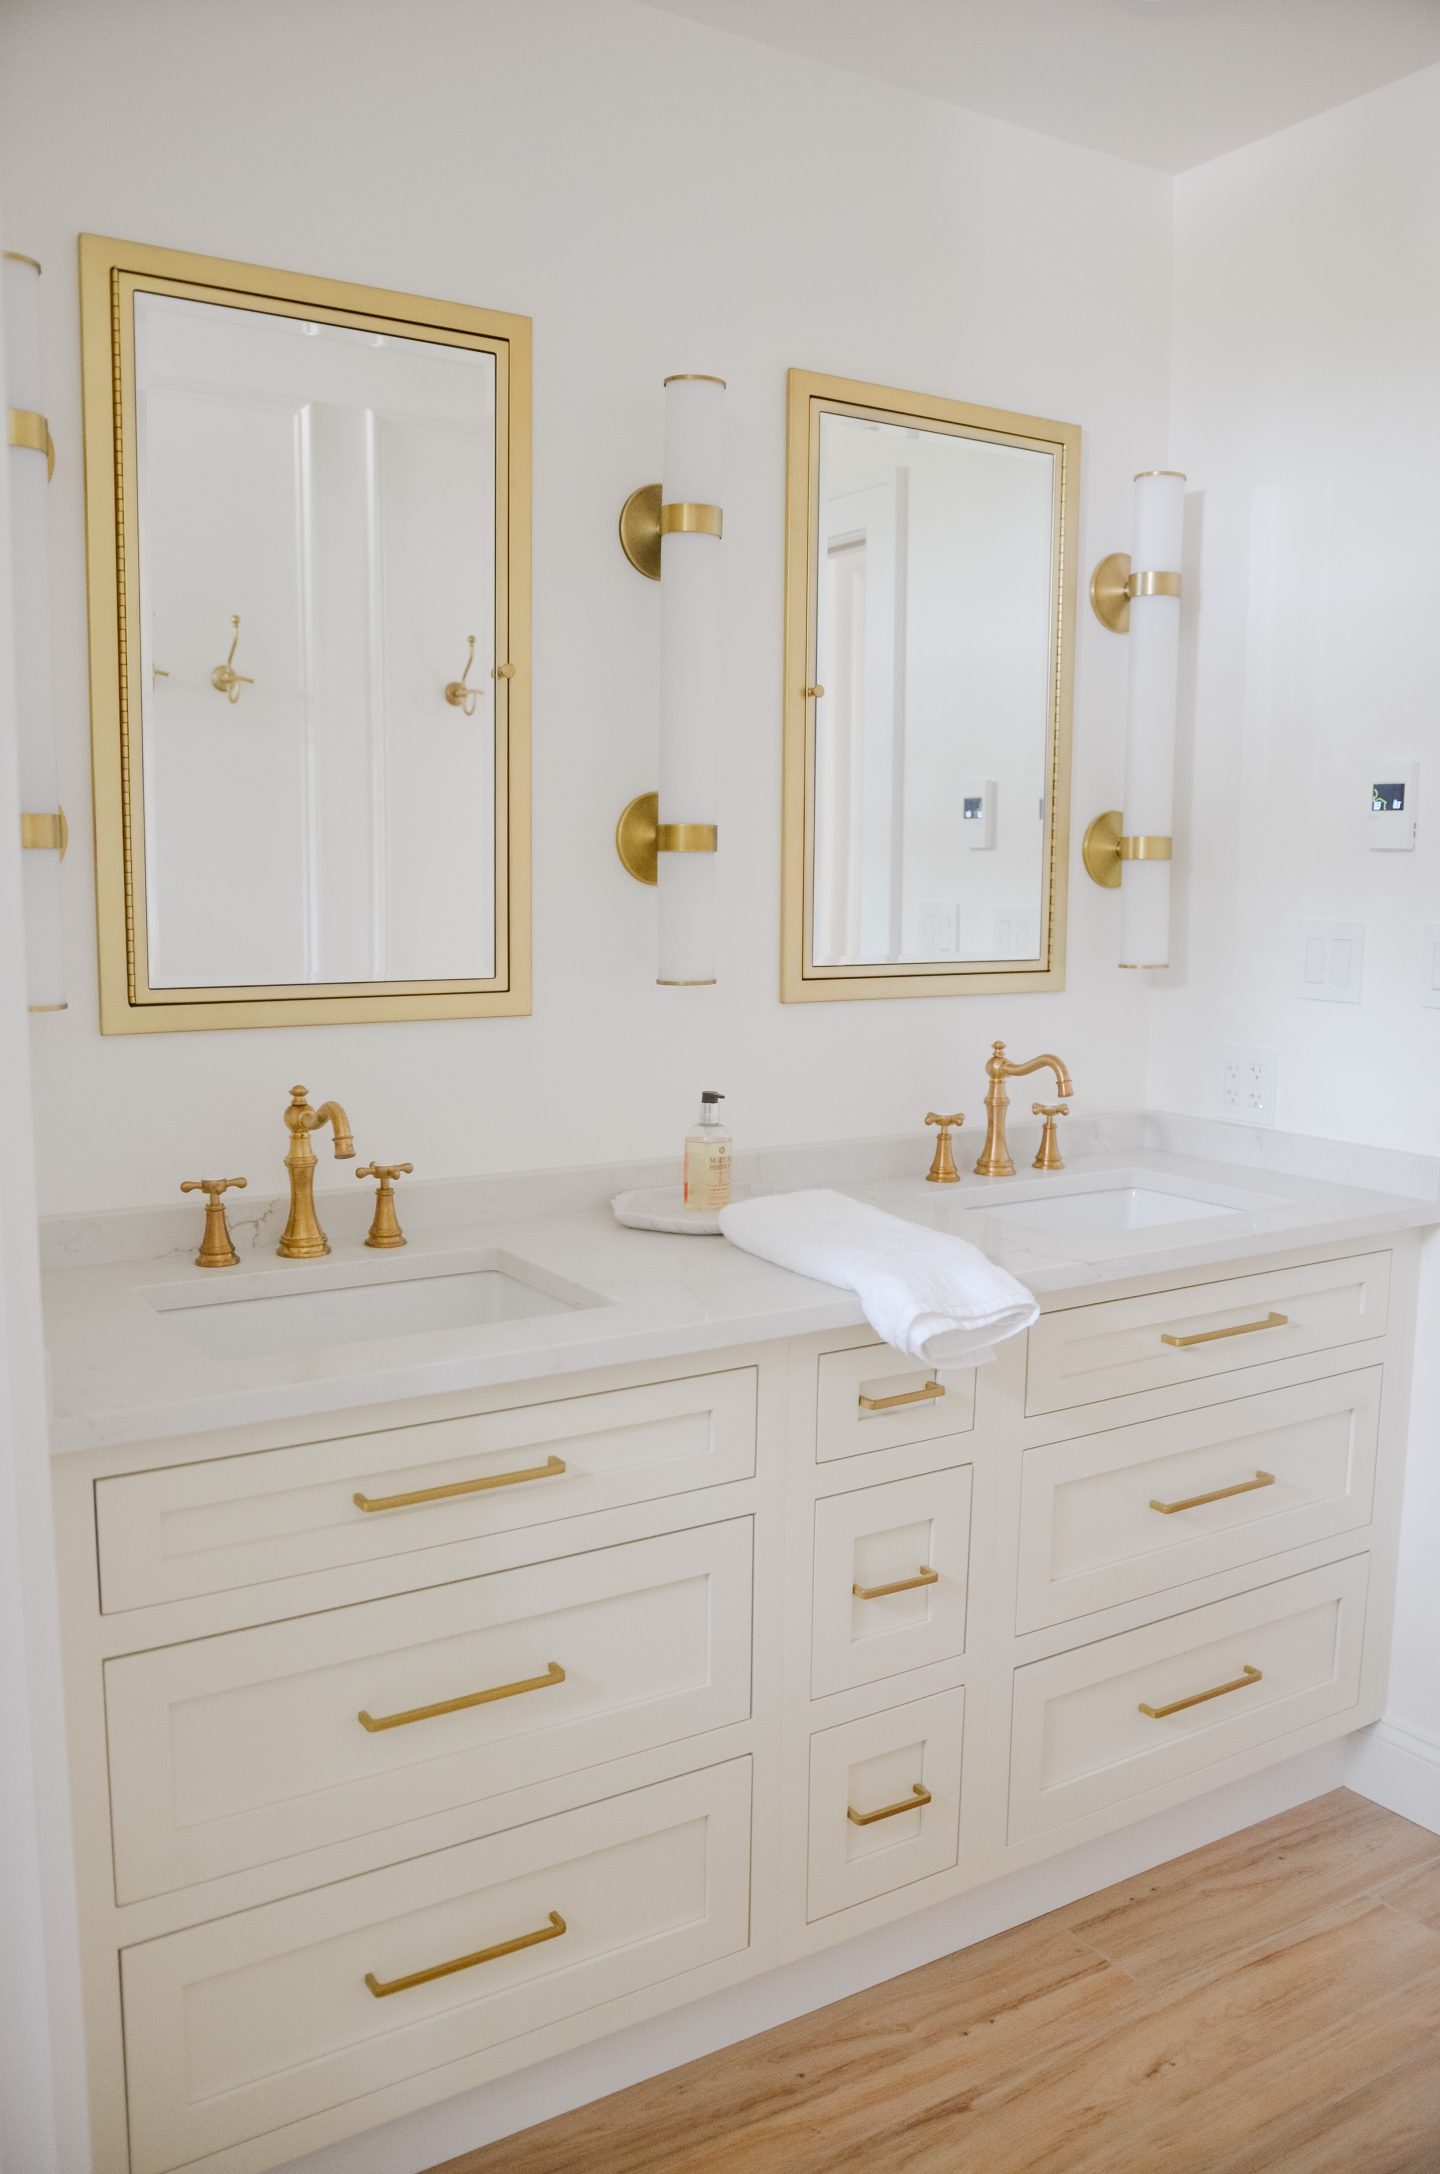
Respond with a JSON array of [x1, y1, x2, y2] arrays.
[[358, 1660, 565, 1733], [853, 1565, 940, 1601], [1150, 1470, 1276, 1516], [857, 1379, 946, 1414], [1161, 1311, 1289, 1349], [365, 1909, 567, 1998], [353, 1454, 567, 1513], [847, 1783, 932, 1827], [1139, 1663, 1262, 1721]]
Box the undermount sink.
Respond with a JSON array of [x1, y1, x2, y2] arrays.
[[957, 1168, 1285, 1244], [141, 1248, 605, 1360]]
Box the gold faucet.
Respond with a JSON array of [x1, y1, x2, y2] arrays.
[[278, 1084, 356, 1258], [974, 1042, 1073, 1177]]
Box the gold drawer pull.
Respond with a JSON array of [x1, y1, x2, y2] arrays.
[[848, 1783, 932, 1827], [365, 1909, 567, 1998], [1139, 1663, 1262, 1720], [857, 1378, 945, 1414], [1160, 1311, 1289, 1350], [853, 1564, 939, 1601], [358, 1660, 565, 1733], [353, 1454, 567, 1513], [1150, 1470, 1276, 1516]]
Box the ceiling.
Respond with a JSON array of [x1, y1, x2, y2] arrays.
[[639, 0, 1440, 173]]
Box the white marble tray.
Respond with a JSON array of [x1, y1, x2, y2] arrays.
[[611, 1183, 762, 1235]]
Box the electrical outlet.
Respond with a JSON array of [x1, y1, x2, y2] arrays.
[[1221, 1045, 1278, 1126]]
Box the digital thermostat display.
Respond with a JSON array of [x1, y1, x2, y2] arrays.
[[962, 797, 984, 820], [1372, 782, 1406, 812], [1369, 761, 1418, 850]]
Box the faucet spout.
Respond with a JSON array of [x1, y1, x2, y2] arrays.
[[314, 1101, 355, 1158], [974, 1042, 1074, 1177]]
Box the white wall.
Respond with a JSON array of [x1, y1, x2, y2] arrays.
[[0, 0, 1171, 1215]]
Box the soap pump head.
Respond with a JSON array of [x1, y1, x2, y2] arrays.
[[699, 1090, 725, 1125]]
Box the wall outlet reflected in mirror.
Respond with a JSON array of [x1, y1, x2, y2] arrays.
[[1221, 1046, 1278, 1125]]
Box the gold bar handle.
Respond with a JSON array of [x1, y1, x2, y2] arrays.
[[1161, 1311, 1289, 1349], [365, 1910, 566, 1998], [857, 1379, 946, 1414], [358, 1660, 565, 1733], [853, 1565, 939, 1601], [847, 1783, 932, 1828], [1150, 1470, 1276, 1516], [1139, 1663, 1262, 1721], [353, 1454, 566, 1513]]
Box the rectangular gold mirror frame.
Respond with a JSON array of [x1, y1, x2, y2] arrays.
[[79, 234, 532, 1032], [781, 368, 1079, 1003]]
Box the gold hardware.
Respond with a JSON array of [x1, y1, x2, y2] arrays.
[[365, 1910, 567, 1998], [444, 634, 480, 715], [2, 251, 42, 272], [974, 1041, 1073, 1177], [353, 1453, 566, 1513], [179, 1175, 247, 1268], [618, 481, 663, 580], [1150, 1470, 1276, 1516], [19, 808, 68, 857], [663, 373, 727, 387], [356, 1161, 413, 1249], [1161, 1311, 1289, 1350], [1082, 808, 1124, 889], [1032, 1102, 1068, 1172], [7, 406, 54, 480], [801, 684, 825, 700], [493, 661, 516, 680], [857, 1379, 946, 1413], [1139, 1663, 1262, 1721], [655, 821, 717, 853], [659, 500, 722, 539], [277, 1084, 355, 1259], [1118, 834, 1173, 861], [847, 1784, 932, 1827], [852, 1565, 940, 1601], [1089, 551, 1183, 634], [358, 1659, 565, 1733], [924, 1112, 965, 1184], [210, 614, 254, 703], [1130, 569, 1181, 599], [615, 796, 718, 885]]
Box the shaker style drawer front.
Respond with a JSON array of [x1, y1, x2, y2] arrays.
[[812, 1466, 972, 1698], [1026, 1253, 1391, 1416], [806, 1689, 965, 1921], [816, 1344, 976, 1464], [1009, 1557, 1368, 1842], [107, 1521, 753, 1903], [95, 1365, 759, 1611], [121, 1759, 752, 2174], [1016, 1370, 1382, 1631]]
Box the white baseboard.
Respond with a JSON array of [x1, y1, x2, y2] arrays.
[[1347, 1718, 1440, 1833]]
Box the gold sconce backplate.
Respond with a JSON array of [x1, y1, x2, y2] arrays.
[[619, 483, 662, 581], [616, 790, 659, 885], [1090, 551, 1132, 634], [1082, 808, 1124, 888]]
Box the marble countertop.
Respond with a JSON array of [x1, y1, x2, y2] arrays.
[[40, 1120, 1440, 1454]]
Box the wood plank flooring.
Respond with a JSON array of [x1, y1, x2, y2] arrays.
[[436, 1791, 1440, 2174]]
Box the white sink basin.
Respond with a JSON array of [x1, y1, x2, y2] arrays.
[[954, 1167, 1286, 1250], [974, 1184, 1242, 1236], [142, 1248, 604, 1360]]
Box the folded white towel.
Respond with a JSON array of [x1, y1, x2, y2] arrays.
[[718, 1187, 1038, 1367]]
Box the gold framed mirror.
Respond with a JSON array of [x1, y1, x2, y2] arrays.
[[80, 235, 531, 1031], [781, 369, 1078, 1002]]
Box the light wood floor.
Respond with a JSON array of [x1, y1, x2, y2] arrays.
[[436, 1790, 1440, 2173]]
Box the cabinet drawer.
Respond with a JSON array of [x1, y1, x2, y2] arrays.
[[122, 1759, 751, 2174], [1009, 1557, 1368, 1842], [1017, 1371, 1381, 1632], [817, 1344, 976, 1464], [96, 1365, 758, 1611], [1026, 1253, 1390, 1416], [812, 1467, 972, 1697], [807, 1689, 965, 1921], [107, 1521, 752, 1903]]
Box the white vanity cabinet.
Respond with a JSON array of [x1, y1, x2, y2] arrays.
[[53, 1236, 1416, 2174]]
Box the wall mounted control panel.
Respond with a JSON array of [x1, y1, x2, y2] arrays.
[[961, 779, 996, 849], [1370, 762, 1418, 849]]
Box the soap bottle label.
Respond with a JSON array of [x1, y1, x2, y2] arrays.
[[684, 1137, 732, 1212]]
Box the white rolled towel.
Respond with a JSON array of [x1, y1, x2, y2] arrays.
[[718, 1187, 1038, 1367]]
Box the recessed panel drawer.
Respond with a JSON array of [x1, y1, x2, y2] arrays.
[[812, 1466, 972, 1697], [1009, 1557, 1368, 1843], [121, 1759, 752, 2174], [1025, 1253, 1390, 1416], [1016, 1371, 1381, 1631], [816, 1344, 976, 1464], [96, 1365, 758, 1611], [107, 1521, 753, 1902], [807, 1689, 965, 1921]]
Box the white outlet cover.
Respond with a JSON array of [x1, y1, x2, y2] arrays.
[[1297, 921, 1365, 1004], [1222, 1045, 1278, 1126]]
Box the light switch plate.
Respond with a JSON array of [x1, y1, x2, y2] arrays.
[[1298, 921, 1365, 1004], [1422, 924, 1440, 1010]]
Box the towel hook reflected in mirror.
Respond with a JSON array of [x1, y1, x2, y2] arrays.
[[444, 634, 479, 716], [210, 614, 253, 704]]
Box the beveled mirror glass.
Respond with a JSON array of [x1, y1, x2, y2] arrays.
[[782, 370, 1078, 1001], [80, 236, 530, 1031]]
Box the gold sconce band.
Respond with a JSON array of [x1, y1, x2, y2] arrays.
[[656, 821, 717, 854], [1129, 569, 1181, 599], [7, 406, 54, 480], [1118, 834, 1172, 861], [1082, 810, 1172, 887], [618, 483, 724, 578], [1089, 552, 1182, 634], [20, 808, 68, 856], [616, 792, 717, 885], [658, 500, 722, 539]]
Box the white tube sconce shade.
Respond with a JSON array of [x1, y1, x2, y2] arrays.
[[3, 248, 65, 1013], [615, 373, 724, 986], [1082, 469, 1186, 970]]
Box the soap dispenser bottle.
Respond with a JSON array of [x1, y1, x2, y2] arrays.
[[684, 1091, 732, 1213]]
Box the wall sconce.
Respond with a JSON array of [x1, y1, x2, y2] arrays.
[[4, 248, 65, 1013], [615, 373, 724, 986], [1082, 469, 1185, 970]]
